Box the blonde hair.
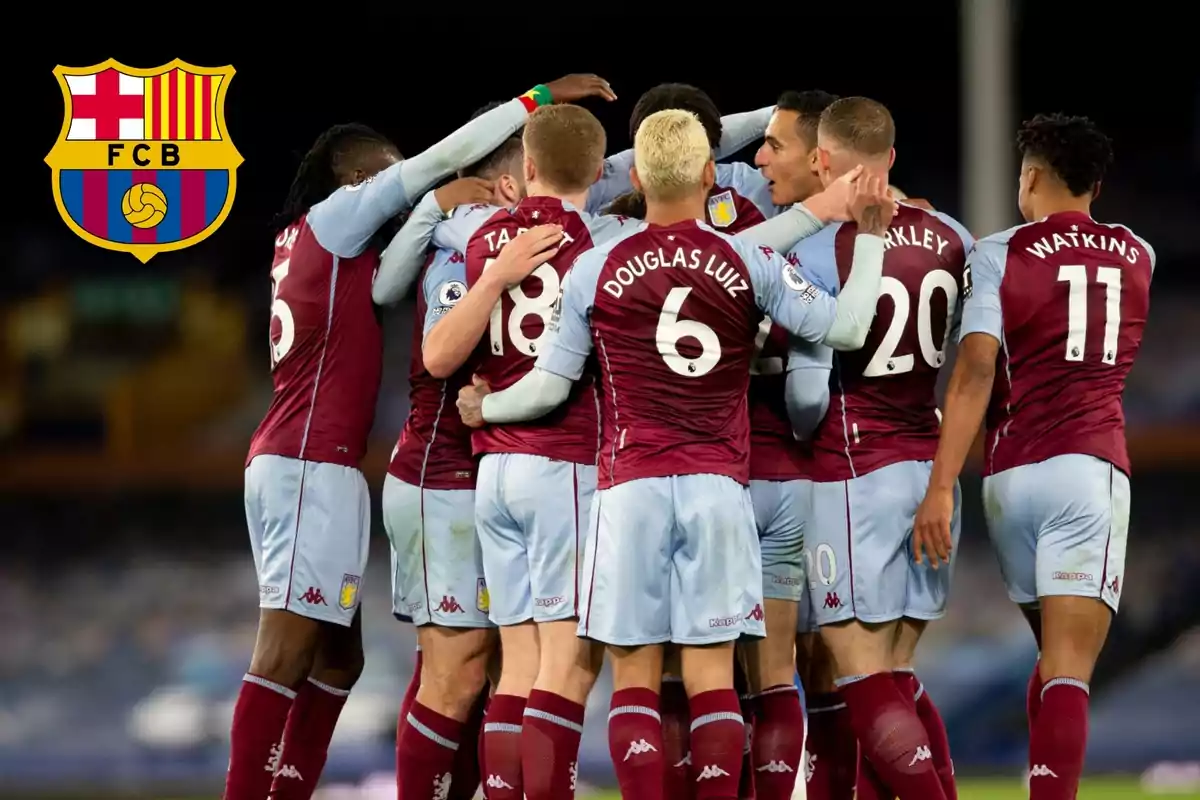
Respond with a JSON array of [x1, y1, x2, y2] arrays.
[[819, 97, 895, 157], [633, 109, 711, 201], [523, 105, 607, 193]]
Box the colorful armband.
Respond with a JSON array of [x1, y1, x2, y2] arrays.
[[518, 84, 553, 114]]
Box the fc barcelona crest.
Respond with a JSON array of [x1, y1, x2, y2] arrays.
[[44, 59, 243, 263]]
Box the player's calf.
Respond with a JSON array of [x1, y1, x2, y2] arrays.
[[677, 642, 746, 799], [607, 644, 667, 799], [743, 599, 806, 800]]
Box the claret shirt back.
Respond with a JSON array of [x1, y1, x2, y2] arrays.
[[794, 203, 974, 482], [959, 211, 1155, 476], [536, 219, 842, 489], [464, 195, 631, 464]]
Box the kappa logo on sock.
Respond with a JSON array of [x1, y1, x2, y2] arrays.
[[756, 759, 795, 773], [1030, 764, 1059, 778], [804, 752, 817, 783], [908, 745, 932, 766], [485, 773, 514, 789], [624, 738, 658, 761], [274, 764, 303, 781], [569, 761, 577, 790], [674, 752, 692, 768], [432, 772, 452, 800], [696, 764, 730, 781]]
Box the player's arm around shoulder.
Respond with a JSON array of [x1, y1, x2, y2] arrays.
[[374, 179, 490, 306], [307, 159, 411, 259], [715, 106, 774, 160]]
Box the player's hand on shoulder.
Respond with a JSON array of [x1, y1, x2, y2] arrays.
[[849, 171, 896, 237], [913, 486, 954, 569], [434, 177, 495, 214], [488, 224, 564, 287], [803, 164, 863, 222], [546, 74, 617, 103], [456, 375, 491, 428]]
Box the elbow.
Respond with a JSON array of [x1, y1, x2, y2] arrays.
[[825, 327, 869, 352], [425, 357, 454, 380]]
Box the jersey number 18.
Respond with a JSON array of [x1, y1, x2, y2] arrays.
[[482, 258, 561, 357]]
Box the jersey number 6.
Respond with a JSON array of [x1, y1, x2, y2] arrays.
[[657, 286, 721, 378], [269, 257, 295, 369]]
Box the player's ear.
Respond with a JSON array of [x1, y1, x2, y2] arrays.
[[887, 147, 896, 170], [702, 158, 716, 191], [630, 167, 643, 194], [1091, 180, 1103, 202], [523, 154, 536, 185]]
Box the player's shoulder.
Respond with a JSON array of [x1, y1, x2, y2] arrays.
[[1096, 220, 1156, 270], [714, 160, 763, 185], [456, 202, 507, 229], [575, 219, 649, 266], [902, 203, 974, 250]]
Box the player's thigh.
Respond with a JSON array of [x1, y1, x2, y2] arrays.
[[386, 477, 490, 629], [382, 474, 421, 620], [1031, 455, 1130, 613], [474, 453, 531, 627], [245, 455, 369, 626], [750, 479, 807, 603], [577, 477, 674, 647], [670, 474, 764, 646], [808, 463, 914, 626], [509, 455, 595, 623], [904, 463, 963, 621]]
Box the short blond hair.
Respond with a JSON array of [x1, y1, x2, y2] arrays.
[[633, 109, 711, 201], [818, 97, 895, 157], [523, 105, 607, 193]]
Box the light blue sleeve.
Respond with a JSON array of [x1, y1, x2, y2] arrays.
[[373, 191, 445, 306], [715, 106, 773, 159], [421, 248, 468, 339], [715, 161, 780, 222], [784, 225, 841, 372], [959, 233, 1011, 342], [430, 203, 499, 255], [785, 367, 830, 440], [534, 249, 605, 381], [307, 160, 411, 258], [587, 149, 635, 214], [584, 212, 644, 245], [733, 237, 838, 344], [931, 210, 976, 255]]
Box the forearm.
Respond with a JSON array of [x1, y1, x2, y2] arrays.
[[481, 368, 572, 423], [785, 369, 830, 441], [715, 106, 773, 159], [735, 203, 823, 252], [373, 193, 444, 305], [929, 359, 994, 492], [424, 275, 507, 379], [824, 234, 885, 350], [399, 98, 529, 200]]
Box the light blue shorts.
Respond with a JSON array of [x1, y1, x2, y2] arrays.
[[750, 479, 808, 603], [577, 473, 766, 646], [475, 453, 596, 626], [983, 454, 1129, 613], [808, 460, 961, 626], [244, 455, 370, 626], [381, 474, 491, 628]]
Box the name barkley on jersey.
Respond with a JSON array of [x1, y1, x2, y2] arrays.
[[882, 223, 957, 256], [602, 243, 751, 299]]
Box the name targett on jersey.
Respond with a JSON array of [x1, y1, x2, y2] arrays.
[[602, 246, 750, 300]]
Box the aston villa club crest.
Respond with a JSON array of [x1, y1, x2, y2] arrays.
[[707, 189, 737, 228], [338, 574, 361, 610], [45, 59, 243, 262]]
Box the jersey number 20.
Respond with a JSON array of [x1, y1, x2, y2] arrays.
[[863, 269, 959, 377], [482, 258, 561, 357]]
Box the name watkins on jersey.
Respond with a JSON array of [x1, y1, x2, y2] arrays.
[[603, 246, 750, 300]]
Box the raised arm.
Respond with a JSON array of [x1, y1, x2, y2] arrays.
[[715, 106, 774, 159], [735, 165, 863, 252], [374, 194, 443, 306]]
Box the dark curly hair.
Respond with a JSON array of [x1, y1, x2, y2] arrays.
[[604, 190, 646, 219], [630, 83, 722, 151], [1017, 113, 1113, 197], [272, 123, 397, 232]]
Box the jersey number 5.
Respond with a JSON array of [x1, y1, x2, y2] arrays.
[[657, 286, 721, 378], [482, 258, 561, 357], [269, 258, 294, 369], [1058, 264, 1122, 364], [863, 269, 959, 377]]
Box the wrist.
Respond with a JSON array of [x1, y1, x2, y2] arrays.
[[518, 84, 553, 113], [802, 192, 836, 223], [479, 394, 491, 422]]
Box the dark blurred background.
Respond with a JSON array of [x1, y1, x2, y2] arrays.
[[2, 4, 1198, 798]]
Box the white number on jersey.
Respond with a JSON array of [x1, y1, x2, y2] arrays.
[[1057, 264, 1122, 365], [482, 258, 561, 357], [269, 258, 295, 368], [656, 286, 722, 377], [749, 317, 784, 376], [863, 269, 959, 377], [804, 543, 837, 588]]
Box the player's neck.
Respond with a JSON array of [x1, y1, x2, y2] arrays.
[[645, 197, 707, 227], [1032, 191, 1092, 221], [526, 181, 590, 213]]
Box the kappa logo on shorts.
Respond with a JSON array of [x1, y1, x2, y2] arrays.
[[476, 579, 490, 613], [297, 586, 326, 605], [745, 603, 764, 622], [338, 574, 361, 610], [437, 595, 465, 614], [823, 592, 842, 609]]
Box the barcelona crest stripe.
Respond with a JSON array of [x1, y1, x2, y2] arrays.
[[59, 169, 228, 245]]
